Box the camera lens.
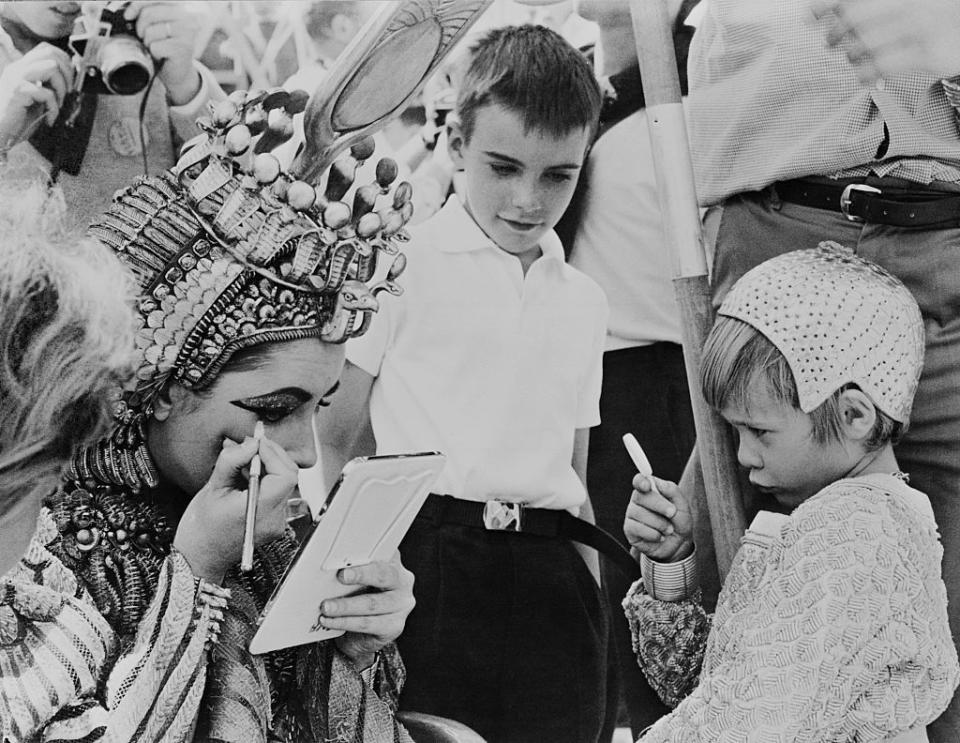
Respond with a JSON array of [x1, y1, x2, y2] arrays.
[[99, 36, 155, 95]]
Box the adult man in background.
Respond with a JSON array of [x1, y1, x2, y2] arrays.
[[687, 1, 960, 738]]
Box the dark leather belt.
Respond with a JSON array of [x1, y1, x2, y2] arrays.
[[774, 179, 960, 228], [420, 493, 641, 580]]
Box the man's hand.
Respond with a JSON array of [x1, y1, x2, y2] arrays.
[[0, 43, 74, 147], [813, 0, 960, 83], [124, 1, 201, 105]]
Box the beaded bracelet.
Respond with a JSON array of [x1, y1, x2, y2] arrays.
[[194, 578, 231, 650]]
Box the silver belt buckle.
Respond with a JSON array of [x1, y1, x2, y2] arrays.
[[840, 183, 881, 222], [482, 500, 523, 531]]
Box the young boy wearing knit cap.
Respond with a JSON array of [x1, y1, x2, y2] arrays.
[[623, 243, 960, 741]]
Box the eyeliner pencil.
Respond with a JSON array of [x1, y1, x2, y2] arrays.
[[240, 421, 265, 572]]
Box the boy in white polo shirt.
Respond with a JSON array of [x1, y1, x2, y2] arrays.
[[320, 25, 614, 743]]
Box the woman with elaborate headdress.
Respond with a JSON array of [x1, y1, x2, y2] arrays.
[[0, 89, 417, 743]]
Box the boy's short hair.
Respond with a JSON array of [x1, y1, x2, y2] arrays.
[[700, 243, 923, 450], [455, 24, 602, 144], [701, 316, 903, 450]]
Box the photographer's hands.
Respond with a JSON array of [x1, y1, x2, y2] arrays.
[[124, 1, 200, 105], [0, 43, 74, 150]]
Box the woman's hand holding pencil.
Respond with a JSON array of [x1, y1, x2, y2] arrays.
[[173, 426, 300, 582]]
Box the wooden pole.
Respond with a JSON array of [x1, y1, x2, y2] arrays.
[[628, 0, 746, 579]]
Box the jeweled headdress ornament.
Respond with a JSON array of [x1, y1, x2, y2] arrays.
[[78, 89, 411, 491], [718, 241, 924, 422], [97, 89, 409, 393], [73, 0, 493, 493]]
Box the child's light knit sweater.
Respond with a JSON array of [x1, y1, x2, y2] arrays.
[[626, 474, 960, 742]]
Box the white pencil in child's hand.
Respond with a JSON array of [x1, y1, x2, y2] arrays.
[[240, 420, 265, 572], [622, 433, 660, 494]]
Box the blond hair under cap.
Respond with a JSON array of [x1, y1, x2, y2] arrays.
[[718, 241, 924, 423]]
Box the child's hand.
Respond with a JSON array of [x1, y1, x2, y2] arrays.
[[624, 474, 693, 563]]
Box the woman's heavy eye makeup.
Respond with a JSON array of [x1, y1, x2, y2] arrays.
[[230, 387, 312, 422]]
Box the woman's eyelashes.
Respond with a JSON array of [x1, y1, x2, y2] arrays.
[[230, 388, 312, 422]]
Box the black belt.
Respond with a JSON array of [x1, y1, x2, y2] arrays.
[[420, 494, 641, 580], [774, 179, 960, 228]]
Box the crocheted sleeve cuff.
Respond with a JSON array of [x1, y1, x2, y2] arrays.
[[623, 568, 710, 708]]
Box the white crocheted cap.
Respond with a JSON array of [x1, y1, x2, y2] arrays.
[[717, 242, 924, 422]]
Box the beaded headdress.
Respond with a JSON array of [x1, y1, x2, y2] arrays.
[[77, 88, 412, 490], [718, 242, 924, 422]]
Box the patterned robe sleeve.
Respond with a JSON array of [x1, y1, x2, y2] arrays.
[[98, 550, 221, 742], [198, 559, 414, 743], [637, 484, 960, 742], [4, 513, 411, 743], [1, 545, 220, 743], [297, 642, 414, 743]]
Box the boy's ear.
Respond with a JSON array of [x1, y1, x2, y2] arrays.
[[837, 387, 877, 442], [446, 115, 466, 168]]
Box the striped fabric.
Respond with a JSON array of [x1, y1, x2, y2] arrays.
[[1, 513, 114, 742], [688, 0, 960, 205], [0, 511, 212, 743], [0, 509, 412, 743]]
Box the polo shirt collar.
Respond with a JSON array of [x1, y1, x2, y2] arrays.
[[432, 195, 565, 265]]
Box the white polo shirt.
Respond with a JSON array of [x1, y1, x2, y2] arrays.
[[570, 109, 684, 351], [347, 196, 608, 511]]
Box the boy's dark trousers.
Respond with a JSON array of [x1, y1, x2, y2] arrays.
[[397, 513, 610, 743]]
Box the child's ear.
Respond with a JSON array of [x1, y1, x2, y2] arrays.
[[446, 115, 466, 168], [837, 387, 877, 442]]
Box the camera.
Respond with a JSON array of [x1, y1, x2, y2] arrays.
[[68, 2, 155, 95]]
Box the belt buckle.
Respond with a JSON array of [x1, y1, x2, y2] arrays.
[[482, 500, 523, 531], [840, 183, 881, 222]]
